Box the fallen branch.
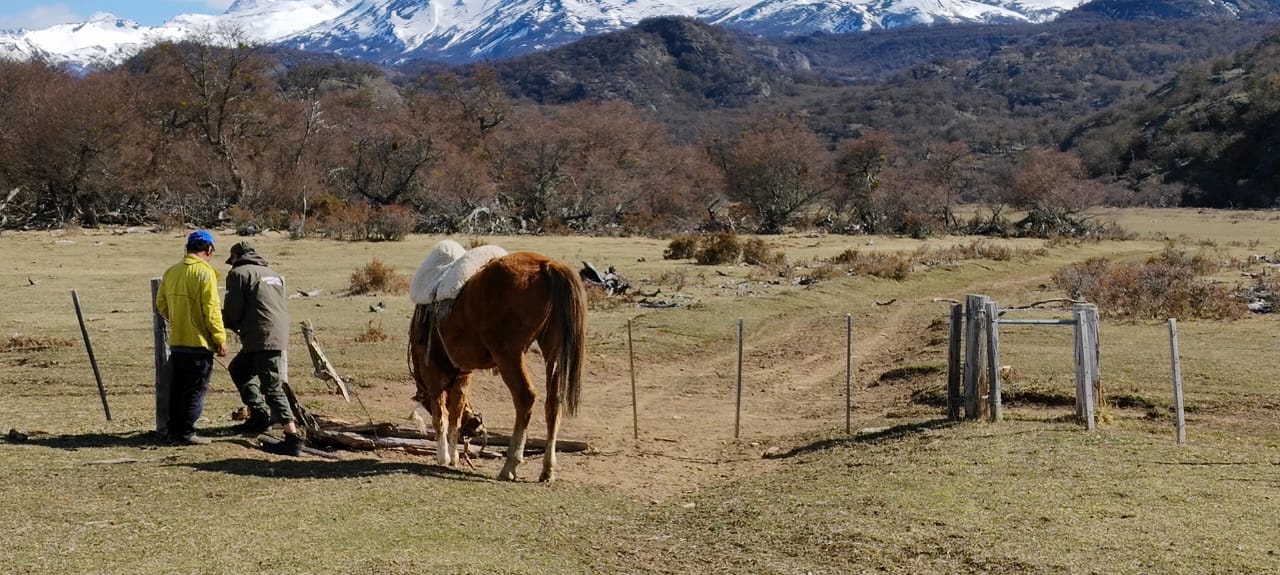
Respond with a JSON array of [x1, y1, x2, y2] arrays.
[[301, 320, 352, 401], [314, 422, 589, 453]]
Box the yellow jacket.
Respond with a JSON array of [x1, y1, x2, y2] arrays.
[[156, 254, 227, 351]]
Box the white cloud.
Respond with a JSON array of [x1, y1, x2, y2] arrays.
[[0, 4, 81, 31]]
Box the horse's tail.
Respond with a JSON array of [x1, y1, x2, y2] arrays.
[[544, 260, 587, 416], [407, 303, 432, 399]]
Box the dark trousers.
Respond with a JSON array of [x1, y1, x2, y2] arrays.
[[168, 349, 213, 439]]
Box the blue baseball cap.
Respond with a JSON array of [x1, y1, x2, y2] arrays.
[[186, 230, 215, 247]]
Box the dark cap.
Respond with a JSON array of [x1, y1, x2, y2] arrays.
[[225, 241, 255, 264]]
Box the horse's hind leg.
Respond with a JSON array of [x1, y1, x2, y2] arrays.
[[496, 356, 536, 481], [442, 374, 471, 467], [540, 358, 563, 483]]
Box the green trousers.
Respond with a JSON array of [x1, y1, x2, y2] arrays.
[[228, 350, 294, 423]]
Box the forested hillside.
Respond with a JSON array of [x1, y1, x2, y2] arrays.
[[0, 10, 1277, 236], [1068, 32, 1280, 207]]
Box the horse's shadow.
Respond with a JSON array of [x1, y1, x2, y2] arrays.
[[764, 418, 960, 460]]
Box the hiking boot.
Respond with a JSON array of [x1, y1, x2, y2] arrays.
[[232, 411, 272, 435], [263, 433, 304, 457], [171, 434, 212, 445]]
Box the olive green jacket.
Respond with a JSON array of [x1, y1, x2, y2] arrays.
[[223, 252, 290, 351]]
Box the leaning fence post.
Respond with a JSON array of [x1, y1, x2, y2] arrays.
[[1168, 318, 1186, 444], [984, 300, 1003, 422], [151, 278, 170, 434], [72, 289, 111, 421]]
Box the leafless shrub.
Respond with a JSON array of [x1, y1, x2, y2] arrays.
[[663, 233, 699, 260], [654, 269, 689, 291], [348, 258, 408, 295], [354, 320, 388, 343], [830, 249, 911, 280], [367, 204, 415, 241], [3, 334, 74, 351], [1051, 251, 1246, 320], [321, 201, 372, 241], [694, 232, 742, 265], [741, 238, 786, 266], [806, 262, 846, 282]]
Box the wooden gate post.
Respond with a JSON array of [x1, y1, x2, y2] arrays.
[[963, 294, 988, 420], [946, 304, 963, 421], [984, 300, 1003, 422], [1073, 303, 1096, 430], [151, 278, 171, 434]]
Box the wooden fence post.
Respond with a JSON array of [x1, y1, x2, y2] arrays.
[[735, 318, 744, 439], [845, 313, 853, 434], [947, 304, 963, 421], [1073, 303, 1096, 430], [1168, 318, 1186, 444], [1084, 304, 1101, 405], [151, 278, 170, 434], [984, 300, 1003, 422], [628, 318, 639, 440], [963, 294, 988, 420]]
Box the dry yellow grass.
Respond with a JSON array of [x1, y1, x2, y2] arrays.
[[1, 213, 1278, 574]]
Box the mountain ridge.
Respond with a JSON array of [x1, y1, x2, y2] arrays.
[[2, 0, 1087, 70]]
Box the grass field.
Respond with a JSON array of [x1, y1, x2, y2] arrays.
[[1, 208, 1278, 574]]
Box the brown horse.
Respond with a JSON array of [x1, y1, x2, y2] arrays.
[[408, 251, 587, 482]]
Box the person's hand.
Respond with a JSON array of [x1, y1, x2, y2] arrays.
[[216, 343, 229, 357]]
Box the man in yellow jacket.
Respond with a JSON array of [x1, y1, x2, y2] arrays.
[[156, 230, 228, 445]]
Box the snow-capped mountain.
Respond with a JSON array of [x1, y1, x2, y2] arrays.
[[1, 0, 1086, 69]]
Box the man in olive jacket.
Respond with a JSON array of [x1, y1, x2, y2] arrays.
[[223, 241, 302, 456]]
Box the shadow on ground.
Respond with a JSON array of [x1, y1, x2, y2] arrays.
[[7, 428, 494, 482], [9, 424, 255, 450], [176, 456, 489, 481], [12, 430, 159, 450], [765, 419, 960, 459]]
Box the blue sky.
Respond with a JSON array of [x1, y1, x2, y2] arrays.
[[0, 1, 233, 30]]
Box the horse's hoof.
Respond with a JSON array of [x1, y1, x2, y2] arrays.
[[497, 470, 517, 481], [538, 470, 556, 483]]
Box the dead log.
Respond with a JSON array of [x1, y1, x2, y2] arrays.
[[281, 381, 321, 433], [318, 420, 588, 453], [311, 428, 422, 450]]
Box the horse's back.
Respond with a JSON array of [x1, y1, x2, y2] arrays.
[[442, 252, 563, 366]]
